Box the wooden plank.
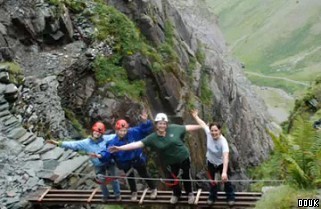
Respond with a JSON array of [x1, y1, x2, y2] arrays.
[[28, 188, 261, 208], [47, 189, 261, 197], [87, 188, 98, 203], [46, 194, 91, 197], [43, 194, 260, 201], [194, 189, 202, 205], [38, 188, 51, 202], [139, 188, 148, 204], [199, 196, 261, 201], [40, 198, 256, 205]]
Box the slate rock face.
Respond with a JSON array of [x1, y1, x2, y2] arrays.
[[0, 0, 276, 208], [0, 96, 95, 209], [102, 0, 274, 180]]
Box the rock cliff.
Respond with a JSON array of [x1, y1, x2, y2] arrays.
[[0, 0, 274, 208]]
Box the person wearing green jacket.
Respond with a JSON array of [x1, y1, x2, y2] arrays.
[[109, 113, 202, 204]]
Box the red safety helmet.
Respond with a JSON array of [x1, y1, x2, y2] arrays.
[[92, 122, 106, 134], [115, 119, 129, 130]]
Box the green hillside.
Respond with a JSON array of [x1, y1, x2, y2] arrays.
[[206, 0, 321, 93]]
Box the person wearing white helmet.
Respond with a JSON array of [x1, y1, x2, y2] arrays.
[[109, 112, 202, 205]]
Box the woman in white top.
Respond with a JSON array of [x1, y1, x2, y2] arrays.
[[191, 110, 235, 205]]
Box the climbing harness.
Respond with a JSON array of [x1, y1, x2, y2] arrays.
[[160, 168, 183, 188], [95, 167, 134, 185]]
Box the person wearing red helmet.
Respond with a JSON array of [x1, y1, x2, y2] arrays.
[[108, 113, 202, 205], [47, 121, 121, 202], [94, 111, 157, 201]]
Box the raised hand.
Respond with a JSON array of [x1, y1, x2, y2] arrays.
[[47, 139, 58, 145], [191, 109, 198, 118], [140, 110, 148, 122]]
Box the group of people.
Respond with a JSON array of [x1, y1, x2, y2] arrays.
[[48, 110, 235, 205]]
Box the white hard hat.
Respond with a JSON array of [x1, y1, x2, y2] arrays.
[[154, 113, 168, 122]]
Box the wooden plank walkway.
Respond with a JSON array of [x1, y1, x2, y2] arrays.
[[27, 188, 261, 208]]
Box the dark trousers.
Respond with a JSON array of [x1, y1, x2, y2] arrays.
[[167, 157, 192, 197], [124, 164, 156, 193], [207, 161, 235, 201]]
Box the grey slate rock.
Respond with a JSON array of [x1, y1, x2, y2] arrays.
[[4, 84, 18, 94], [21, 134, 37, 145], [53, 156, 89, 183], [23, 160, 44, 173], [36, 143, 56, 154], [7, 127, 27, 140], [0, 110, 10, 118], [41, 147, 64, 160], [24, 137, 44, 153], [4, 116, 19, 126], [17, 132, 35, 144], [24, 154, 40, 161]]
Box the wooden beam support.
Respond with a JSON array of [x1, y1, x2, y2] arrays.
[[87, 188, 98, 203], [139, 188, 148, 204], [194, 189, 202, 205], [38, 188, 51, 202]]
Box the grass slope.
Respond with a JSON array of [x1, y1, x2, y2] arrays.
[[206, 0, 321, 93]]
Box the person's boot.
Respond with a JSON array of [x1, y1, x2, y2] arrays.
[[150, 188, 157, 199], [187, 192, 195, 204], [102, 196, 109, 202], [170, 195, 179, 204], [131, 192, 138, 201]]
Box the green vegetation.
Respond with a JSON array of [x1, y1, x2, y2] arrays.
[[88, 2, 182, 98], [199, 71, 213, 106], [93, 56, 145, 100], [255, 185, 316, 209], [157, 21, 179, 68], [250, 77, 321, 208], [251, 118, 321, 207], [91, 3, 142, 54], [64, 108, 87, 137], [104, 205, 123, 209], [188, 56, 197, 73], [186, 93, 198, 111], [205, 0, 321, 93], [0, 62, 24, 84], [89, 1, 151, 99], [47, 0, 86, 13], [47, 0, 187, 102], [195, 44, 206, 65], [251, 116, 321, 189], [246, 74, 303, 95]]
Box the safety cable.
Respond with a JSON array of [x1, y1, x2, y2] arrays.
[[0, 162, 285, 183]]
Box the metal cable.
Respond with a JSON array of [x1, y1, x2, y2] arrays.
[[0, 162, 285, 183]]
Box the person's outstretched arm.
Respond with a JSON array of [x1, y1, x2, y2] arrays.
[[47, 139, 86, 151], [191, 109, 208, 130], [185, 124, 202, 132], [109, 141, 144, 153]]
